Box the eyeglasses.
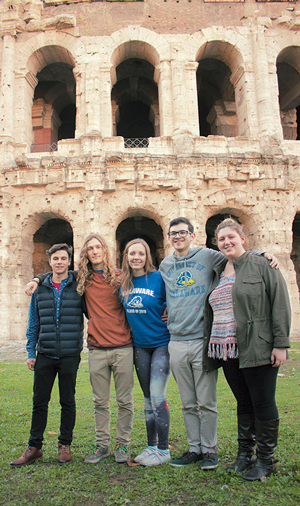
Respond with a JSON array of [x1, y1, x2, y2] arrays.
[[168, 230, 191, 238]]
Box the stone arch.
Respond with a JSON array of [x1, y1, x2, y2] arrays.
[[277, 46, 300, 141], [111, 41, 161, 143], [22, 211, 74, 278], [199, 201, 258, 251], [115, 208, 164, 268], [195, 40, 245, 137], [27, 45, 77, 152], [109, 26, 169, 69]]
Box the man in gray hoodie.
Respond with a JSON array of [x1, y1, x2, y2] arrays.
[[159, 217, 277, 470], [159, 217, 223, 470]]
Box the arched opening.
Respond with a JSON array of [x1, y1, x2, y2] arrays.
[[206, 213, 241, 250], [33, 218, 74, 275], [29, 48, 76, 152], [291, 213, 300, 300], [116, 215, 164, 268], [197, 58, 237, 137], [277, 46, 300, 141], [111, 56, 159, 148]]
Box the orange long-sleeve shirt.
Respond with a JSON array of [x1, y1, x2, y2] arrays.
[[84, 270, 132, 349]]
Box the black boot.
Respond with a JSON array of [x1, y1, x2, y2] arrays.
[[242, 418, 279, 481], [227, 414, 256, 474]]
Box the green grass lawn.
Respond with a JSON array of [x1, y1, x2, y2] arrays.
[[0, 343, 299, 506]]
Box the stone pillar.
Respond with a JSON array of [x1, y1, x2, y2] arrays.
[[0, 33, 16, 140], [32, 99, 61, 148], [171, 60, 189, 134], [99, 64, 113, 138], [230, 66, 251, 138], [14, 70, 38, 147], [154, 60, 173, 136], [150, 102, 160, 137], [85, 65, 101, 134], [112, 100, 118, 136], [251, 24, 277, 139], [74, 64, 86, 138], [185, 61, 199, 136], [170, 60, 199, 136], [280, 109, 297, 140]]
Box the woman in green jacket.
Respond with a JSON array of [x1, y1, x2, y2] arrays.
[[204, 218, 291, 481]]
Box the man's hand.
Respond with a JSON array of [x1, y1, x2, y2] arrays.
[[264, 253, 279, 269], [27, 358, 36, 371], [271, 348, 287, 367], [25, 280, 38, 296], [161, 307, 168, 323]]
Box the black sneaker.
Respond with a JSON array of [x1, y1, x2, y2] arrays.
[[169, 451, 202, 467]]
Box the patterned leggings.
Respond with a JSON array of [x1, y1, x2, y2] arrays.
[[134, 345, 171, 450]]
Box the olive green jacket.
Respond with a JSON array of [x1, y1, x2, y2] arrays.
[[203, 252, 291, 371]]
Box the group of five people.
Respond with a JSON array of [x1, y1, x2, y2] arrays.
[[10, 217, 291, 482]]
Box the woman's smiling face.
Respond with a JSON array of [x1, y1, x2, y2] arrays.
[[217, 226, 246, 259]]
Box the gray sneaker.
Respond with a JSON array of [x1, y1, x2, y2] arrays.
[[114, 444, 130, 463], [84, 445, 109, 464]]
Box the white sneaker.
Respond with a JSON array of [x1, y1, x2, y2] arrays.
[[134, 448, 156, 463], [141, 451, 171, 466]]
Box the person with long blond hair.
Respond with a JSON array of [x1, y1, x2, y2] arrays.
[[119, 238, 171, 466], [77, 233, 134, 465]]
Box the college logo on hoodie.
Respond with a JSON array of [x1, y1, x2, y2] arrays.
[[127, 296, 144, 308], [174, 271, 195, 288]]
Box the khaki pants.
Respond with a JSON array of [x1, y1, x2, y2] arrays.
[[89, 347, 134, 447], [169, 339, 218, 454]]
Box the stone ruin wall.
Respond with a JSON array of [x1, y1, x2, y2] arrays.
[[1, 0, 300, 341]]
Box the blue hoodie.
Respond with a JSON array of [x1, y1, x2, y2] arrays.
[[159, 247, 225, 341]]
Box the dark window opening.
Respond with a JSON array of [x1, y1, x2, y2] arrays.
[[33, 218, 74, 276]]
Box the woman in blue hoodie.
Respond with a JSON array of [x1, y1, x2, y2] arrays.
[[120, 238, 171, 466]]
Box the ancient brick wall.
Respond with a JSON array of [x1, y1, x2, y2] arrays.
[[1, 0, 300, 341]]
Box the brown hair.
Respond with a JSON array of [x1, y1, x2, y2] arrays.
[[47, 243, 73, 260], [76, 234, 116, 296], [120, 238, 155, 301], [214, 218, 245, 244]]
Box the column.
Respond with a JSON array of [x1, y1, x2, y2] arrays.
[[154, 60, 173, 137], [0, 33, 16, 140], [251, 23, 278, 139], [99, 64, 113, 138]]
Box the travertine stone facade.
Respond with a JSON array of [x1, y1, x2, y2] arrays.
[[1, 0, 300, 341]]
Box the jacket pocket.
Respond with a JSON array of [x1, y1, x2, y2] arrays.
[[258, 328, 273, 344], [242, 276, 262, 296]]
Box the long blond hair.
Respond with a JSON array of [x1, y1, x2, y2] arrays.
[[120, 238, 155, 301], [77, 234, 116, 296]]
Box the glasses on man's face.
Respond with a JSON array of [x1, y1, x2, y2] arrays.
[[168, 230, 191, 238]]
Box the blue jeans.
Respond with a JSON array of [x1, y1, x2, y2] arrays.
[[28, 353, 81, 449], [134, 345, 171, 450]]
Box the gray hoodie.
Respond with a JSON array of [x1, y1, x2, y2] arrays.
[[159, 247, 225, 341]]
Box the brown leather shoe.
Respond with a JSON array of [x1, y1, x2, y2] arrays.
[[10, 446, 43, 467], [58, 444, 72, 464]]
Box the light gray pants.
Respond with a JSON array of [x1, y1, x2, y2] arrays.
[[89, 347, 134, 448], [169, 339, 218, 454]]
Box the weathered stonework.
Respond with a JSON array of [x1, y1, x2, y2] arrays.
[[1, 0, 300, 341]]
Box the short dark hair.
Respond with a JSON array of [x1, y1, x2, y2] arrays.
[[168, 217, 194, 234], [46, 243, 73, 260]]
